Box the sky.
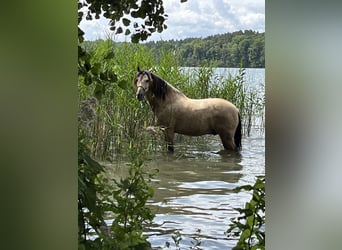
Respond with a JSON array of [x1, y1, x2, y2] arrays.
[[79, 0, 265, 42]]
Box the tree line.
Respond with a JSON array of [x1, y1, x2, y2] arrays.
[[145, 30, 265, 68], [84, 30, 264, 68]]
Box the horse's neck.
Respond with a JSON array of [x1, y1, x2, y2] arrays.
[[147, 83, 185, 112], [168, 84, 185, 97]]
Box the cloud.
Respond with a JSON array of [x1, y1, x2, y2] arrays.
[[79, 17, 109, 40], [79, 0, 264, 41]]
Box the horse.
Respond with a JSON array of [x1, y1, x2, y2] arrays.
[[133, 67, 242, 152]]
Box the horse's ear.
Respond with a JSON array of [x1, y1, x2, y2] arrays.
[[137, 66, 141, 73], [148, 67, 156, 73]]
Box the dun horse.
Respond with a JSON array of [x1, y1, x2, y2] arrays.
[[133, 67, 242, 152]]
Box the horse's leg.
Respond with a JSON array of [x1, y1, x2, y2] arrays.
[[219, 131, 236, 151], [165, 128, 175, 152]]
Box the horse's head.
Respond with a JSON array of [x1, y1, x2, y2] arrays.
[[133, 67, 167, 101], [134, 67, 153, 101]]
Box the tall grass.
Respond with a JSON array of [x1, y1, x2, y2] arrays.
[[79, 39, 265, 161]]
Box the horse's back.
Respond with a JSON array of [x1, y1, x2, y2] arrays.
[[190, 98, 238, 115], [207, 98, 239, 126]]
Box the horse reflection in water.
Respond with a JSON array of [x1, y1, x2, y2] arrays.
[[133, 67, 242, 153]]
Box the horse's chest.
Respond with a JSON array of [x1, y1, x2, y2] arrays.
[[154, 105, 183, 126], [155, 110, 174, 126]]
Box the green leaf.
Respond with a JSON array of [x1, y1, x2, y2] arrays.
[[125, 29, 131, 36], [148, 27, 156, 33], [91, 62, 101, 75], [131, 34, 140, 43], [94, 83, 105, 99], [254, 180, 264, 190], [107, 71, 118, 82], [122, 18, 131, 26], [84, 75, 92, 86], [131, 11, 139, 18], [104, 51, 114, 59], [84, 61, 91, 72], [246, 215, 254, 228], [99, 72, 106, 81], [240, 228, 251, 241], [103, 12, 111, 18], [116, 27, 123, 34]]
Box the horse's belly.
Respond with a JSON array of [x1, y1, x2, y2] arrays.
[[174, 121, 213, 136], [176, 130, 212, 136]]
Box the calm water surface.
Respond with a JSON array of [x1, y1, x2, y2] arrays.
[[144, 132, 265, 249]]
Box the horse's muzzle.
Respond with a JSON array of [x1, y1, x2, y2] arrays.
[[137, 92, 144, 101], [136, 86, 145, 101]]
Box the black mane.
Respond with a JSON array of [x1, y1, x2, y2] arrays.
[[150, 72, 168, 100]]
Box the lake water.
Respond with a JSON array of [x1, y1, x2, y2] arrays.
[[145, 133, 265, 249], [181, 67, 265, 88], [107, 68, 265, 249]]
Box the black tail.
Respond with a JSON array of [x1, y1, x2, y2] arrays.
[[234, 113, 242, 151]]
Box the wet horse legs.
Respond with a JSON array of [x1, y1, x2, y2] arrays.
[[164, 128, 174, 152], [219, 132, 236, 151]]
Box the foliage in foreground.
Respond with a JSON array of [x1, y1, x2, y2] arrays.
[[79, 125, 155, 249], [78, 0, 187, 44], [226, 176, 265, 249]]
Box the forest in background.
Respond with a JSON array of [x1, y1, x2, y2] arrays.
[[84, 30, 264, 68]]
